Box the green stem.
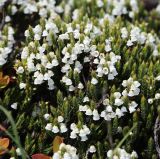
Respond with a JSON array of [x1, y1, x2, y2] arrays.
[[115, 123, 137, 150], [107, 121, 113, 148], [0, 105, 27, 159]]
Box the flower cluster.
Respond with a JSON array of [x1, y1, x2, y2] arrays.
[[122, 26, 160, 56], [101, 92, 139, 120], [7, 0, 140, 20], [8, 0, 64, 18], [107, 148, 138, 159], [122, 77, 141, 97], [79, 104, 100, 121], [16, 15, 123, 91], [70, 123, 91, 141], [1, 0, 160, 158], [0, 25, 15, 66], [111, 0, 138, 18], [53, 143, 78, 159], [148, 93, 160, 104], [45, 116, 68, 134]]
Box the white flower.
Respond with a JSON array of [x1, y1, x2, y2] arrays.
[[131, 151, 138, 158], [114, 92, 121, 98], [44, 114, 50, 120], [34, 73, 44, 85], [79, 129, 86, 137], [116, 108, 124, 118], [107, 148, 138, 159], [91, 51, 99, 57], [19, 83, 26, 89], [128, 89, 140, 97], [11, 5, 17, 15], [114, 98, 124, 106], [60, 123, 68, 133], [70, 123, 77, 130], [140, 32, 147, 44], [121, 27, 128, 39], [108, 73, 114, 80], [59, 33, 69, 40], [148, 98, 154, 104], [113, 155, 119, 159], [17, 66, 24, 74], [127, 40, 133, 46], [65, 78, 72, 86], [79, 105, 88, 112], [73, 30, 80, 39], [0, 56, 6, 66], [63, 152, 71, 159], [107, 150, 113, 158], [97, 0, 103, 7], [83, 96, 90, 102], [122, 89, 128, 96], [80, 135, 88, 141], [106, 105, 112, 112], [48, 79, 55, 90], [89, 145, 96, 153], [133, 81, 141, 87], [42, 30, 48, 37], [156, 75, 160, 81], [34, 34, 41, 40], [70, 131, 77, 139], [5, 16, 11, 22], [26, 46, 34, 55], [83, 125, 91, 134], [129, 101, 138, 113], [58, 116, 64, 123], [155, 93, 160, 100], [153, 49, 159, 56], [78, 83, 84, 89], [45, 123, 52, 131], [121, 106, 127, 113], [33, 25, 42, 34], [83, 57, 90, 63], [69, 85, 75, 91], [122, 78, 141, 97], [53, 153, 60, 159], [156, 4, 160, 13], [91, 78, 98, 85], [103, 67, 109, 75], [44, 73, 51, 81], [11, 103, 17, 110], [46, 62, 53, 69], [16, 148, 22, 156], [83, 36, 91, 45], [93, 109, 100, 121], [52, 59, 59, 66], [52, 125, 59, 133], [103, 99, 110, 106], [24, 30, 30, 37], [85, 108, 93, 116], [53, 143, 78, 159], [105, 44, 112, 52]]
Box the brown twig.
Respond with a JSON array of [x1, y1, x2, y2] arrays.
[[100, 86, 113, 147], [96, 94, 108, 108], [154, 116, 160, 158]]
